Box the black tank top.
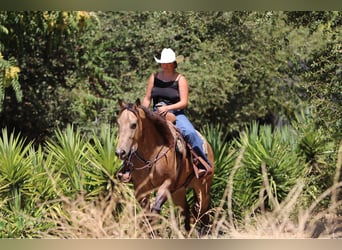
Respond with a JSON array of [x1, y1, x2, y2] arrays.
[[151, 73, 181, 107]]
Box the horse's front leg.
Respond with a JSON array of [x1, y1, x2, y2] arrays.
[[134, 181, 154, 211], [151, 179, 172, 213]]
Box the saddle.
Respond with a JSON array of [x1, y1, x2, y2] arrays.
[[166, 117, 212, 179]]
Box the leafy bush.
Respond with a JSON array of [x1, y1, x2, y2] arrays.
[[292, 109, 337, 209]]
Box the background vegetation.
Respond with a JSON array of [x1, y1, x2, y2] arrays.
[[0, 11, 341, 238]]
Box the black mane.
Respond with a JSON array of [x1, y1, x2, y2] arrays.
[[139, 105, 175, 147]]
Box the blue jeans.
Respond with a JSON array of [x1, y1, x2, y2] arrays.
[[174, 111, 211, 166]]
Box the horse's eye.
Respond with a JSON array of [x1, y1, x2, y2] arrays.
[[130, 123, 137, 129]]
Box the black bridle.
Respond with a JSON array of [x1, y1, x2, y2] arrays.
[[118, 104, 173, 172]]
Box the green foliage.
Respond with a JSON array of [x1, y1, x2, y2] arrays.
[[0, 128, 32, 210], [284, 11, 341, 141], [0, 115, 340, 237], [200, 123, 237, 208], [0, 205, 53, 238], [232, 122, 305, 219], [27, 145, 58, 202], [0, 11, 101, 142], [36, 124, 121, 198], [45, 125, 88, 195], [0, 128, 63, 238], [66, 89, 118, 136], [292, 109, 337, 208], [0, 55, 22, 111], [84, 124, 121, 197], [0, 11, 340, 150]]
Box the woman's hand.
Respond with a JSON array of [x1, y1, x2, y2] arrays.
[[157, 106, 169, 116]]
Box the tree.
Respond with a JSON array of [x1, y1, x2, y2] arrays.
[[0, 23, 22, 112], [1, 11, 340, 147], [0, 11, 98, 142], [284, 11, 342, 140]]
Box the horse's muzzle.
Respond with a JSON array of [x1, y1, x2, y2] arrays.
[[115, 149, 128, 160]]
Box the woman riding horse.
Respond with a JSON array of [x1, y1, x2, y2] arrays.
[[115, 48, 214, 235], [142, 48, 212, 177], [115, 99, 215, 235]]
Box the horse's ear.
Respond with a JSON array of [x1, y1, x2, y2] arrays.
[[118, 99, 126, 108], [135, 98, 141, 106]]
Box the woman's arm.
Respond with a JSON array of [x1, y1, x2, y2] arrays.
[[142, 73, 154, 108], [177, 75, 189, 109]]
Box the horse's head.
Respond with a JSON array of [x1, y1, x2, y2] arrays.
[[115, 99, 143, 160]]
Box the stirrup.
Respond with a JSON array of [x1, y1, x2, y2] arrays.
[[197, 168, 207, 178], [187, 143, 212, 178], [195, 157, 213, 178]]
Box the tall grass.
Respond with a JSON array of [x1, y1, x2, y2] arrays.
[[38, 141, 342, 239], [0, 118, 340, 238]]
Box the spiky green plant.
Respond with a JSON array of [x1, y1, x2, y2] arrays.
[[26, 145, 58, 202], [0, 128, 32, 210], [232, 122, 305, 219], [0, 129, 55, 238], [44, 124, 88, 196], [84, 124, 122, 196], [200, 123, 237, 208]]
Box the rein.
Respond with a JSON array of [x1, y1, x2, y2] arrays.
[[129, 145, 172, 171]]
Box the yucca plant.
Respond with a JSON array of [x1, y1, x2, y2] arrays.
[[0, 129, 54, 238], [0, 128, 33, 210], [27, 145, 67, 220], [232, 122, 305, 219], [44, 124, 88, 197], [294, 109, 335, 166], [200, 123, 237, 208], [84, 124, 122, 197], [26, 145, 58, 202]]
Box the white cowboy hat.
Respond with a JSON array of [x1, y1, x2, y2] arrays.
[[154, 48, 184, 64], [154, 48, 176, 63]]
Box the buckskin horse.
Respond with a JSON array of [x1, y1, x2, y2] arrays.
[[115, 99, 215, 236]]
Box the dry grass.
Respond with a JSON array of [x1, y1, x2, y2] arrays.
[[39, 143, 342, 239], [210, 181, 342, 239], [40, 182, 190, 239], [39, 184, 342, 239], [39, 181, 341, 239], [209, 141, 342, 239]]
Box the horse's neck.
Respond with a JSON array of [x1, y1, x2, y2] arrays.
[[138, 119, 165, 157]]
